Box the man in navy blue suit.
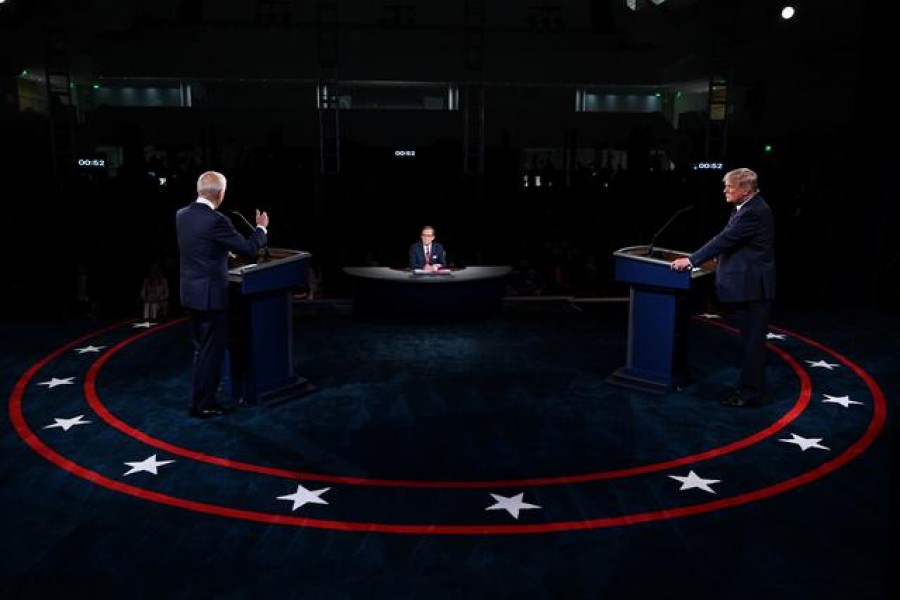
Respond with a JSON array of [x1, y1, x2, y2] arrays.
[[671, 167, 776, 407], [409, 225, 447, 271], [176, 171, 269, 418]]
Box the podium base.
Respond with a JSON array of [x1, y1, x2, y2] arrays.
[[607, 368, 680, 395], [259, 377, 316, 407], [234, 376, 317, 407]]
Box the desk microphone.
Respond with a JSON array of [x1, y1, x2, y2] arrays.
[[229, 210, 270, 260], [647, 204, 694, 257]]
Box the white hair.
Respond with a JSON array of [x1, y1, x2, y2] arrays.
[[196, 171, 227, 196]]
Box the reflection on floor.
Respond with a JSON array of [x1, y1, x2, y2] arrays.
[[1, 300, 897, 600]]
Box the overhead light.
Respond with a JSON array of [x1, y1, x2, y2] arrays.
[[626, 0, 667, 10]]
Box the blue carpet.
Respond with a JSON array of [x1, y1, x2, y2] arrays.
[[1, 301, 897, 599]]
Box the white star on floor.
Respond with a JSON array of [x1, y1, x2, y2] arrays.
[[132, 321, 153, 328], [75, 346, 106, 354], [779, 433, 830, 452], [37, 377, 75, 389], [43, 415, 92, 431], [485, 492, 541, 519], [668, 470, 721, 494], [698, 313, 722, 320], [822, 394, 863, 408], [123, 454, 176, 476], [276, 483, 331, 511], [766, 332, 786, 340], [806, 359, 839, 370], [74, 345, 106, 354]]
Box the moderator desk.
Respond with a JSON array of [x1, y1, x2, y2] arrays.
[[342, 266, 512, 316]]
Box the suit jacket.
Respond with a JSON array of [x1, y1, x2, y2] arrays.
[[176, 201, 267, 311], [409, 241, 447, 269], [690, 194, 775, 303]]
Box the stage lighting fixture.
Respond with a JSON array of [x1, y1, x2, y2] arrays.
[[626, 0, 667, 11]]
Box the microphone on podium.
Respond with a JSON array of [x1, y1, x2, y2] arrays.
[[647, 204, 694, 257], [229, 210, 256, 232], [229, 210, 270, 260]]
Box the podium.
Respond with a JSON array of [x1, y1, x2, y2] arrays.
[[227, 248, 314, 405], [608, 245, 713, 394]]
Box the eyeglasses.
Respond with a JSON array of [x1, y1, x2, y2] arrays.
[[421, 233, 434, 237]]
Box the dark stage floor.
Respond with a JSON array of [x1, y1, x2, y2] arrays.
[[1, 299, 897, 600]]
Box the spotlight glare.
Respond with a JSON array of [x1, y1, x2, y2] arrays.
[[781, 6, 796, 20]]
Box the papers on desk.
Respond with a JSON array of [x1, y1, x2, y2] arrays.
[[229, 264, 257, 275], [413, 269, 453, 275]]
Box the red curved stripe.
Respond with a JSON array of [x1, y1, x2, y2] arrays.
[[8, 318, 886, 534], [81, 319, 812, 488]]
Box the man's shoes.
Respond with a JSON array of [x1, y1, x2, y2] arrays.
[[189, 404, 235, 418], [720, 392, 761, 407]]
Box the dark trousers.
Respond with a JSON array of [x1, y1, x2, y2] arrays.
[[189, 308, 229, 409], [733, 299, 772, 401]]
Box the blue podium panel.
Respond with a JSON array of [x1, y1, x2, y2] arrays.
[[626, 287, 679, 382], [227, 248, 314, 405], [614, 253, 692, 291], [608, 245, 713, 394], [237, 254, 308, 295]]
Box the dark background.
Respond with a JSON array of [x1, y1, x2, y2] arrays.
[[1, 4, 898, 599], [1, 0, 897, 318]]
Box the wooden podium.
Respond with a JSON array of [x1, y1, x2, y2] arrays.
[[227, 248, 314, 405], [608, 245, 713, 394]]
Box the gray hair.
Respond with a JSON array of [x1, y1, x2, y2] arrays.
[[197, 171, 227, 196]]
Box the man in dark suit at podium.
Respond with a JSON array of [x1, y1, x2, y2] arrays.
[[176, 171, 269, 418], [409, 225, 447, 271], [671, 167, 775, 407]]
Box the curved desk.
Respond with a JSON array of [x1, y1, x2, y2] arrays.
[[342, 266, 512, 316]]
